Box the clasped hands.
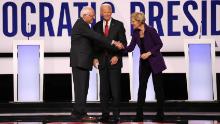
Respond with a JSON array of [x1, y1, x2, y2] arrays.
[[93, 56, 118, 69], [141, 51, 152, 60]]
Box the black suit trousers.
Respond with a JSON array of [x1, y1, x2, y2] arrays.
[[99, 62, 121, 117], [72, 67, 89, 115], [137, 60, 164, 114]]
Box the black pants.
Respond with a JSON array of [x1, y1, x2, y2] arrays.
[[136, 60, 164, 115], [72, 67, 89, 115], [99, 66, 121, 117]]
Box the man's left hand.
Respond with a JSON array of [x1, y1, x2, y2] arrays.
[[110, 56, 118, 65], [113, 41, 124, 50]]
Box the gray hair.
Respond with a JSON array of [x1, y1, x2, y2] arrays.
[[80, 6, 94, 17], [100, 3, 112, 12]]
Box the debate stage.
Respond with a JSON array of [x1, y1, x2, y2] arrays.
[[1, 0, 220, 123], [0, 102, 220, 123]]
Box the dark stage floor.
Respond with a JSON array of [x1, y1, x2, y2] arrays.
[[0, 101, 220, 123], [0, 112, 220, 123]]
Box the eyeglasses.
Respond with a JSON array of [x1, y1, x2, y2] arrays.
[[85, 14, 95, 19]]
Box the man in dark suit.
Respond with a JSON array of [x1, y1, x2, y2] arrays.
[[93, 3, 127, 122], [70, 6, 124, 121]]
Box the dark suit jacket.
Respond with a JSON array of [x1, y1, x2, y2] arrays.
[[125, 24, 166, 74], [70, 18, 117, 70], [93, 18, 127, 69]]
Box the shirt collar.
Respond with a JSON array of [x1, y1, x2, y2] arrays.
[[103, 18, 112, 26]]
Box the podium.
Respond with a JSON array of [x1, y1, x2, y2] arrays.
[[184, 39, 216, 101], [13, 40, 44, 102]]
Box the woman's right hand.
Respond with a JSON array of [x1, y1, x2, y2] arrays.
[[141, 52, 152, 60]]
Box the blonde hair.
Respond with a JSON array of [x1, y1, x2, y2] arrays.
[[131, 12, 146, 24]]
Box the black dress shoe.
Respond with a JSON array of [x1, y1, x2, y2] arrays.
[[108, 117, 120, 123], [71, 111, 85, 119], [72, 112, 96, 122], [134, 109, 144, 122], [97, 115, 109, 122], [155, 111, 164, 121], [133, 115, 143, 122], [80, 115, 97, 122]]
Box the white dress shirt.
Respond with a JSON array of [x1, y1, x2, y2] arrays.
[[103, 18, 112, 33]]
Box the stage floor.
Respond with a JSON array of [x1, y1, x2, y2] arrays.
[[0, 112, 220, 123]]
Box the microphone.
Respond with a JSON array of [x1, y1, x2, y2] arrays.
[[27, 22, 30, 40], [199, 20, 202, 39], [215, 41, 218, 47]]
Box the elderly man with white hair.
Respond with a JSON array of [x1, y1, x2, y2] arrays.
[[70, 6, 124, 121]]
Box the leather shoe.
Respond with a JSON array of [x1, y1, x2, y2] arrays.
[[133, 115, 143, 122], [71, 111, 96, 122], [71, 111, 86, 119], [81, 115, 97, 122], [155, 111, 164, 121], [109, 117, 120, 123], [97, 114, 109, 122]]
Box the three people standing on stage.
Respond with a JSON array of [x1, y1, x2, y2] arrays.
[[71, 5, 166, 122]]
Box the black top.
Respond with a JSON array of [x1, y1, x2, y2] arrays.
[[140, 37, 146, 54]]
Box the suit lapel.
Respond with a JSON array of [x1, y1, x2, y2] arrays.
[[108, 19, 115, 39], [99, 20, 104, 35]]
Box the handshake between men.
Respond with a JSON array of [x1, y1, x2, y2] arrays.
[[112, 40, 125, 50]]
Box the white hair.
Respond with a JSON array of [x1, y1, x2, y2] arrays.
[[101, 3, 112, 12], [80, 6, 94, 17]]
